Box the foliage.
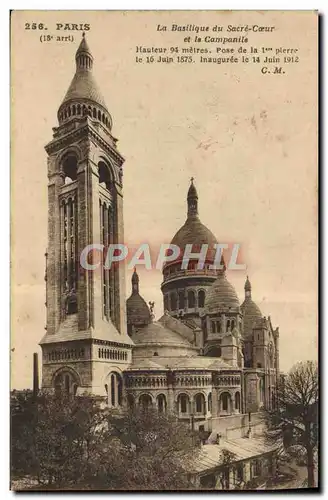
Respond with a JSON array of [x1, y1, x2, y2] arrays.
[[265, 360, 318, 488], [11, 394, 199, 491]]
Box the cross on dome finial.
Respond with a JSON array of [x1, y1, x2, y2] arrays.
[[82, 31, 85, 38], [190, 176, 194, 183]]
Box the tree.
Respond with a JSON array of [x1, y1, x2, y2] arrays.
[[11, 392, 112, 487], [104, 407, 200, 490], [217, 449, 237, 490], [265, 361, 318, 488], [11, 395, 200, 490]]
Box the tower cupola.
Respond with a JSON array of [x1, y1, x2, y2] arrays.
[[57, 34, 113, 130]]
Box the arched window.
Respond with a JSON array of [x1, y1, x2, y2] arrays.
[[98, 161, 112, 190], [195, 393, 205, 413], [139, 394, 152, 410], [106, 372, 123, 407], [188, 290, 195, 308], [164, 294, 169, 311], [211, 321, 216, 333], [77, 104, 81, 115], [178, 291, 185, 309], [157, 394, 166, 413], [54, 371, 78, 397], [220, 392, 232, 413], [178, 393, 189, 414], [72, 105, 76, 116], [226, 319, 231, 330], [235, 392, 241, 411], [153, 352, 158, 356], [62, 154, 78, 182], [198, 290, 205, 308], [98, 110, 101, 120], [231, 320, 235, 330], [170, 293, 177, 311], [111, 374, 116, 407], [93, 108, 97, 118], [217, 320, 221, 333]]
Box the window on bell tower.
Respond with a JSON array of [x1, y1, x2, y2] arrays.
[[98, 161, 112, 191], [62, 154, 78, 183]]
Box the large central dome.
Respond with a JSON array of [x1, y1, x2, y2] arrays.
[[170, 179, 217, 254], [171, 218, 217, 250]]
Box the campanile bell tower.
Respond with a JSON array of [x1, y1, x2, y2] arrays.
[[40, 35, 133, 400]]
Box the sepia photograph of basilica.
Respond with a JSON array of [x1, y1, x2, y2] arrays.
[[10, 11, 318, 491]]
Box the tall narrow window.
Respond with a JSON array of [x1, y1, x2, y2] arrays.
[[198, 290, 205, 308], [170, 293, 177, 311], [111, 374, 116, 407], [188, 290, 195, 308], [178, 291, 185, 309]]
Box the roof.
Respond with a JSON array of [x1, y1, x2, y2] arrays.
[[131, 321, 194, 347], [187, 437, 278, 474], [60, 35, 108, 111], [205, 272, 240, 312], [158, 312, 195, 344], [129, 355, 233, 371], [39, 314, 133, 346], [171, 216, 217, 251], [126, 293, 151, 325], [241, 297, 262, 338], [61, 71, 108, 110]]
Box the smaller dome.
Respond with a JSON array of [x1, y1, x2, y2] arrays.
[[241, 299, 262, 338], [241, 277, 262, 338], [126, 294, 151, 326], [205, 271, 240, 312], [126, 269, 151, 328]]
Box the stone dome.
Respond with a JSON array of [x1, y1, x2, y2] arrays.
[[205, 270, 240, 312], [61, 70, 108, 111], [126, 294, 151, 325], [60, 35, 108, 111], [241, 298, 262, 338], [171, 217, 217, 250], [57, 34, 112, 130], [126, 269, 151, 329], [170, 179, 217, 256], [240, 277, 262, 338]]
